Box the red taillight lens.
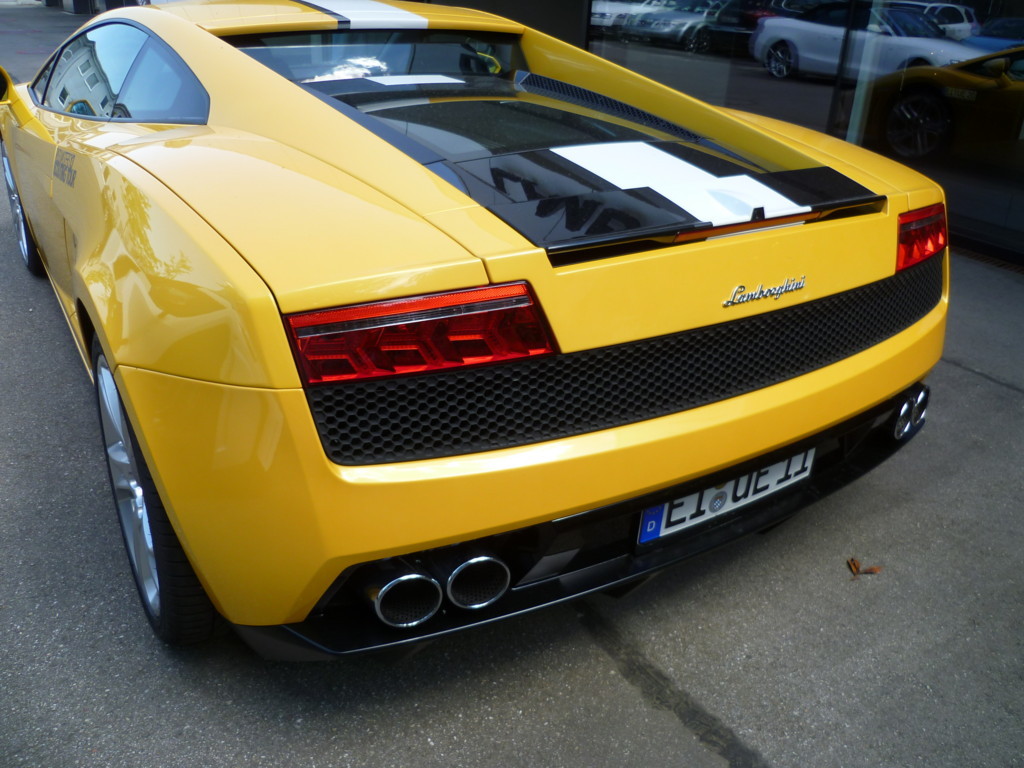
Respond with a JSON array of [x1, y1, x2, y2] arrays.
[[897, 203, 947, 272], [286, 283, 556, 385]]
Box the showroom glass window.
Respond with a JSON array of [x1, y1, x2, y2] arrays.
[[586, 0, 1024, 257]]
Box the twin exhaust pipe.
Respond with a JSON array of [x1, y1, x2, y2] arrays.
[[367, 554, 511, 629]]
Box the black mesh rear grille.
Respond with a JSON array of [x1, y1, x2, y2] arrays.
[[307, 256, 943, 465]]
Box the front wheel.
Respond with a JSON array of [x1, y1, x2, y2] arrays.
[[765, 41, 796, 79], [93, 340, 220, 645], [1, 141, 45, 277], [690, 26, 711, 54], [884, 90, 951, 159]]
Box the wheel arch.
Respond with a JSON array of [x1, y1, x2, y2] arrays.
[[899, 57, 932, 70], [765, 39, 799, 78]]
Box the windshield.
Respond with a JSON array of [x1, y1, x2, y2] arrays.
[[225, 30, 526, 90], [882, 8, 945, 38]]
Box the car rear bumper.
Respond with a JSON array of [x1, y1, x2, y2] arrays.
[[115, 256, 946, 638], [234, 380, 931, 660]]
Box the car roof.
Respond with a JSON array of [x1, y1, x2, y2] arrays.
[[154, 0, 522, 36]]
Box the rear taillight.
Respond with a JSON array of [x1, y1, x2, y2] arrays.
[[286, 283, 555, 385], [897, 203, 947, 272]]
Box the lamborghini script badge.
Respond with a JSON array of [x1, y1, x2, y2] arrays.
[[723, 276, 806, 308]]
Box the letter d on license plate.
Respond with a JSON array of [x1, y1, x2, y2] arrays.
[[638, 449, 815, 544]]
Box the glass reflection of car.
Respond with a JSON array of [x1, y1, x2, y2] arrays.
[[590, 0, 639, 37], [620, 0, 717, 48], [887, 1, 980, 40], [752, 2, 989, 79], [690, 0, 780, 55], [856, 47, 1024, 160], [963, 17, 1024, 53]]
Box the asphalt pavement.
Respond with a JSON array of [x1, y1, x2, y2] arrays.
[[2, 3, 1023, 767]]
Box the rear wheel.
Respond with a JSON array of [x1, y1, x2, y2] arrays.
[[93, 339, 220, 645], [885, 90, 951, 158], [1, 141, 45, 277], [765, 41, 796, 78]]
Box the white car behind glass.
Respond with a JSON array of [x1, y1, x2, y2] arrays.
[[751, 1, 989, 79]]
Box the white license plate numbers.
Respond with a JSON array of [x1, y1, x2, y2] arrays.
[[638, 449, 815, 544]]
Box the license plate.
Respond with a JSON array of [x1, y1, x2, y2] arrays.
[[638, 449, 815, 544]]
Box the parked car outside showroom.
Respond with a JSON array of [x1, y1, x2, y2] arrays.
[[620, 0, 718, 47], [964, 16, 1024, 52], [855, 46, 1024, 160], [1, 0, 948, 660], [590, 0, 639, 36], [888, 1, 980, 40], [752, 2, 988, 79]]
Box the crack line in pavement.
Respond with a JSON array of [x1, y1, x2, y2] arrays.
[[940, 357, 1024, 396], [578, 598, 771, 768]]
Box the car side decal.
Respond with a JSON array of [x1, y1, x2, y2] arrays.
[[293, 0, 430, 28], [53, 149, 78, 188], [553, 142, 812, 228]]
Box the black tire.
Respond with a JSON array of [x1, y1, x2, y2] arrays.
[[884, 89, 951, 159], [1, 140, 45, 277], [92, 338, 220, 645], [691, 26, 711, 54], [765, 41, 796, 79]]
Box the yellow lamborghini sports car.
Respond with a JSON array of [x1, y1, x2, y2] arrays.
[[858, 46, 1024, 161], [0, 0, 948, 659]]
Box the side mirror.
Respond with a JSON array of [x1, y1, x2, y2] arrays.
[[981, 56, 1010, 81]]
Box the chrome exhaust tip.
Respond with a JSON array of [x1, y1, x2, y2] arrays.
[[910, 387, 928, 428], [370, 572, 443, 629], [894, 385, 929, 440], [446, 556, 511, 610]]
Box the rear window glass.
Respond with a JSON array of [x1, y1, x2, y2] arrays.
[[224, 30, 526, 90], [367, 99, 658, 160]]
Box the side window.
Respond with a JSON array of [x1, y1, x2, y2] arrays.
[[1008, 54, 1024, 82], [31, 56, 56, 103], [42, 24, 147, 118], [114, 40, 209, 123], [815, 8, 852, 28]]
